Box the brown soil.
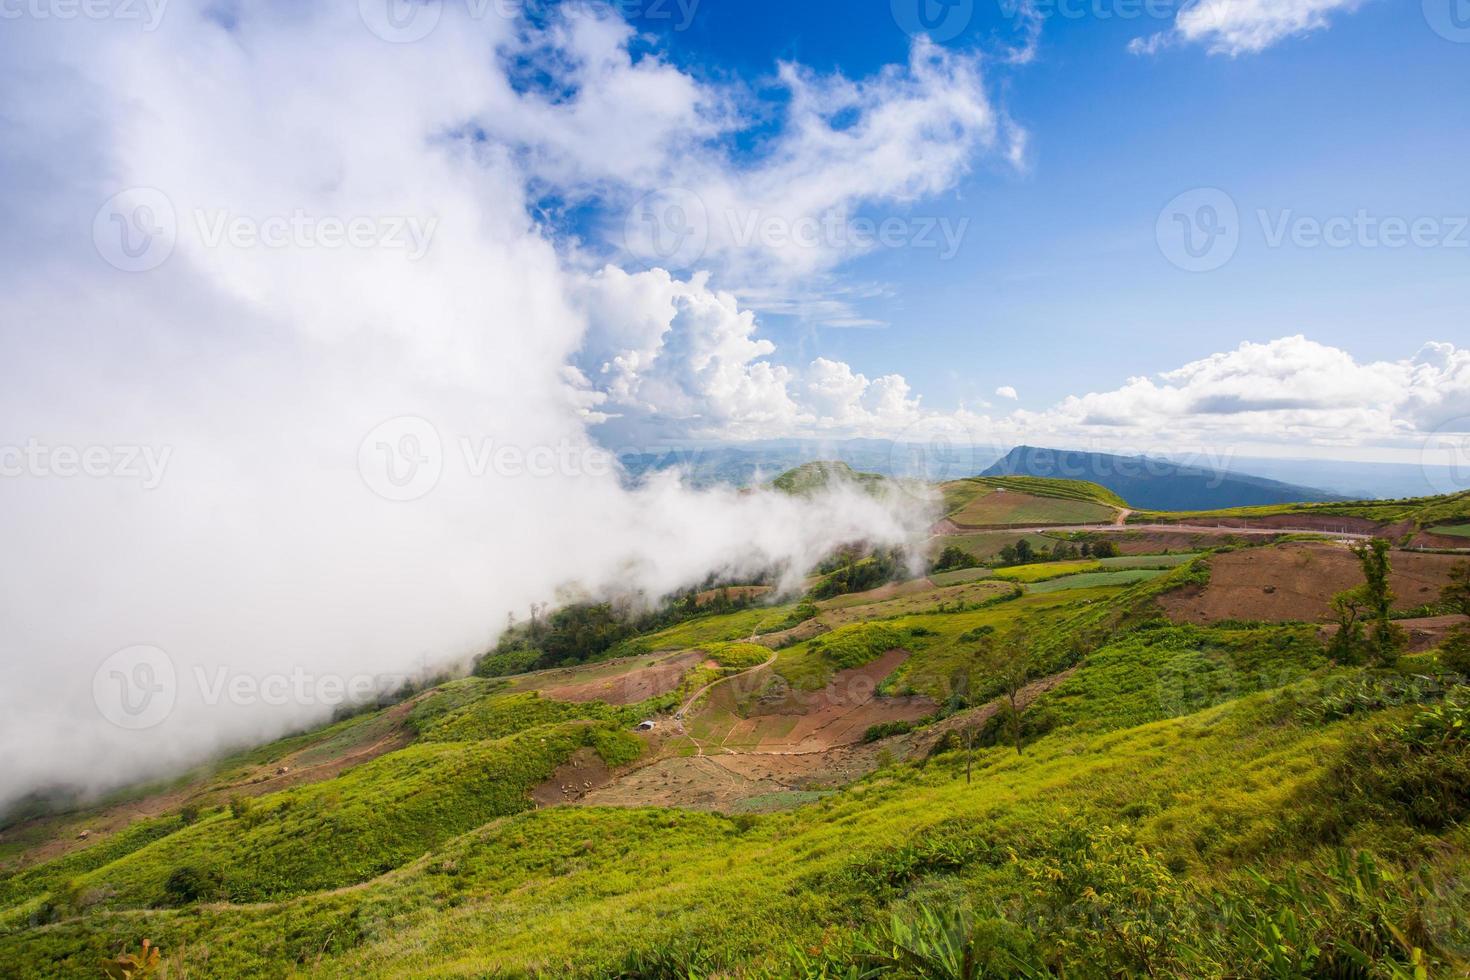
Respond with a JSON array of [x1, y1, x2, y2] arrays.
[[542, 651, 704, 705], [1409, 530, 1470, 551], [1160, 542, 1466, 625], [530, 747, 614, 807], [578, 651, 935, 812], [1103, 530, 1287, 555], [1320, 614, 1469, 653]]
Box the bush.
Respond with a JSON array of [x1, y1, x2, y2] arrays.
[[808, 623, 904, 670], [162, 865, 218, 906], [1440, 628, 1470, 676]]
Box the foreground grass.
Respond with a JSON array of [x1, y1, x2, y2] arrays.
[[8, 673, 1465, 977]]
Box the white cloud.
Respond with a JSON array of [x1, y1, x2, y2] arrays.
[[996, 385, 1019, 400], [994, 336, 1470, 454], [1131, 0, 1366, 57], [483, 23, 1012, 322], [0, 4, 933, 811]]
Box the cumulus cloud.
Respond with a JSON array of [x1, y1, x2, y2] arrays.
[[0, 3, 936, 811], [1131, 0, 1366, 57], [993, 336, 1470, 454], [996, 386, 1020, 400], [483, 25, 1012, 321]]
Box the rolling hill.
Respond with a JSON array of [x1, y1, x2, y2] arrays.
[[983, 446, 1346, 511], [4, 485, 1469, 978]]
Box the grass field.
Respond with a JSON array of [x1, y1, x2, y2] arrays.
[[948, 489, 1117, 528], [1131, 489, 1470, 527], [1027, 567, 1170, 593], [992, 559, 1103, 583], [1098, 552, 1202, 569], [927, 531, 1063, 561], [1432, 523, 1470, 538], [927, 566, 996, 586], [4, 529, 1468, 978]]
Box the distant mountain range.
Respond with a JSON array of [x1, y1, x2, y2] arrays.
[[982, 446, 1347, 511], [617, 439, 1466, 510]]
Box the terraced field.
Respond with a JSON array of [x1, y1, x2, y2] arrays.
[[947, 488, 1118, 528], [5, 519, 1469, 979]]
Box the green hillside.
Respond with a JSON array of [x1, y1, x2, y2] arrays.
[[771, 460, 891, 496], [1131, 489, 1470, 529], [4, 541, 1469, 978]]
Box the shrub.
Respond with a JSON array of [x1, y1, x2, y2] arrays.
[[807, 623, 904, 670], [161, 865, 218, 906]]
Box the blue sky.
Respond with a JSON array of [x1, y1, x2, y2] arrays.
[[613, 0, 1468, 415]]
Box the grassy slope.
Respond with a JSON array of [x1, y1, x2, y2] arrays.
[[1131, 489, 1470, 528], [10, 670, 1465, 977], [5, 550, 1469, 977]]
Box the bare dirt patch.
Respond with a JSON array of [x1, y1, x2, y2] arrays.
[[531, 747, 614, 806], [1160, 543, 1466, 625], [542, 652, 704, 705], [578, 650, 935, 811], [1320, 614, 1470, 653]]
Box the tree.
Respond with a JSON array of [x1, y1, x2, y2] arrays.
[[1443, 560, 1470, 618], [976, 626, 1033, 758], [1356, 539, 1405, 667], [1331, 539, 1405, 667], [1091, 540, 1119, 559], [1441, 561, 1470, 675], [933, 546, 978, 573], [1014, 539, 1035, 565], [1328, 586, 1369, 664]]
